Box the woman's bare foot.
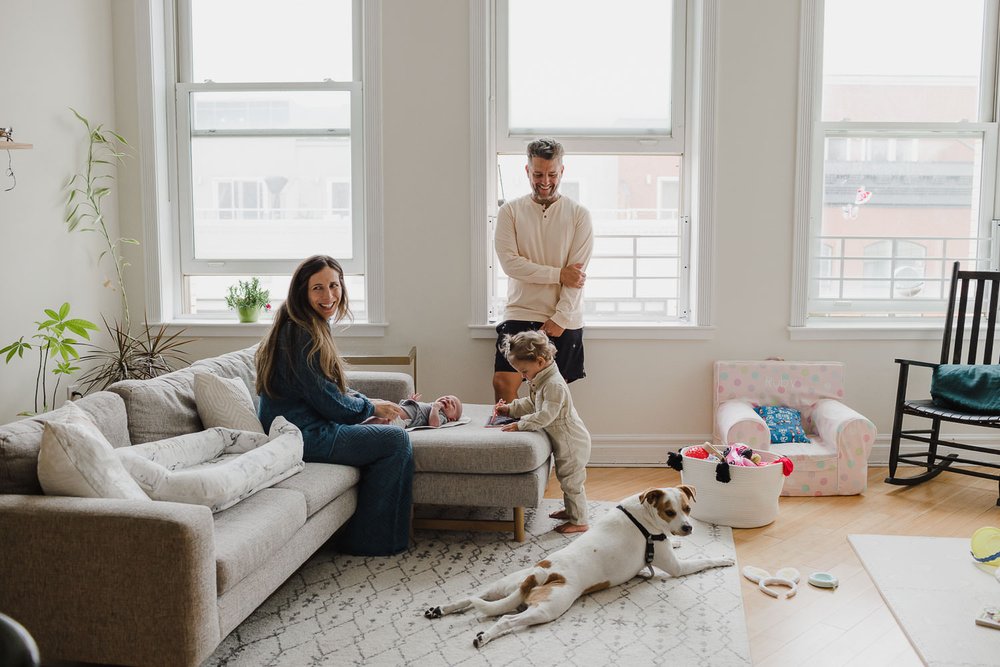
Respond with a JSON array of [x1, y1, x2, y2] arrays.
[[554, 522, 588, 534], [548, 509, 569, 520]]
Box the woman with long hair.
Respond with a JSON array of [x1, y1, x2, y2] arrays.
[[256, 255, 412, 556]]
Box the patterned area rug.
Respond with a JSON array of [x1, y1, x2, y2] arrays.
[[205, 500, 749, 666]]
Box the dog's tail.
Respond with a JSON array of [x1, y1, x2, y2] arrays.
[[470, 568, 547, 617]]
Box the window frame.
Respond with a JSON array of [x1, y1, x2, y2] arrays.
[[791, 0, 1000, 332], [470, 0, 718, 338], [132, 0, 386, 330]]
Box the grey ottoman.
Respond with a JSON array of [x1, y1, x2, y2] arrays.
[[409, 403, 552, 541]]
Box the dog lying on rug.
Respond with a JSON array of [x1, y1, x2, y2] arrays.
[[424, 485, 735, 648]]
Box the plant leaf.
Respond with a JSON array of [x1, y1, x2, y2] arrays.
[[57, 302, 70, 320]]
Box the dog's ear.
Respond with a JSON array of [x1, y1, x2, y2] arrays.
[[677, 484, 697, 503], [639, 488, 665, 506]]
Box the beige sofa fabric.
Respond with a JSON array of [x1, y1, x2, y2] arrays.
[[109, 368, 202, 444], [0, 494, 219, 667], [213, 488, 307, 595], [409, 403, 550, 474], [272, 461, 360, 517]]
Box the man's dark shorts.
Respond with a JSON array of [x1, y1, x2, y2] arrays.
[[494, 320, 586, 383]]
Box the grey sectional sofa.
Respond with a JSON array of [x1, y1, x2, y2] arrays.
[[0, 346, 551, 666]]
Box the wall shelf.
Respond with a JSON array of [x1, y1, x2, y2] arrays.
[[2, 142, 32, 150]]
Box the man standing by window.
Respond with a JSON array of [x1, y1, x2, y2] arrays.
[[492, 138, 594, 402]]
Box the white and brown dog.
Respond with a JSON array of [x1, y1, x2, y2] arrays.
[[424, 485, 734, 648]]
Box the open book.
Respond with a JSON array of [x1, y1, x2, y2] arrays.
[[405, 418, 470, 432]]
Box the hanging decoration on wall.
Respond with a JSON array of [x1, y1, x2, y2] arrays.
[[1, 127, 33, 192], [841, 184, 873, 220]]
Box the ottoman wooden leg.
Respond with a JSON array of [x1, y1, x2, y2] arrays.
[[514, 507, 525, 542]]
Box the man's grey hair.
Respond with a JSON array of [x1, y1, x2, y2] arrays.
[[526, 138, 564, 162]]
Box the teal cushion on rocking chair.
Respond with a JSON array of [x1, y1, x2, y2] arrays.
[[930, 364, 1000, 414]]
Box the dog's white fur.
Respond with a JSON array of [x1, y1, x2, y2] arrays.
[[424, 485, 735, 648]]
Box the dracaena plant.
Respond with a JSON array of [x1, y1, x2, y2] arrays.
[[0, 303, 98, 415], [76, 315, 191, 393]]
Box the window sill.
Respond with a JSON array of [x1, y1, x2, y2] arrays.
[[788, 324, 944, 341], [469, 324, 716, 340], [158, 319, 387, 338]]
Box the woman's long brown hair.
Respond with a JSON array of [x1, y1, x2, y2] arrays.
[[255, 255, 352, 397]]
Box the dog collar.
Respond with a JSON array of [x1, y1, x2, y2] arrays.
[[616, 505, 667, 573]]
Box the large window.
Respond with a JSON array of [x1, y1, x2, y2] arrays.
[[795, 0, 999, 324], [481, 0, 695, 326], [168, 0, 375, 319]]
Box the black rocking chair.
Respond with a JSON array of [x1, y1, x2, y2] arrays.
[[886, 261, 1000, 505]]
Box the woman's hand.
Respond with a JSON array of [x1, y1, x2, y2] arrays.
[[494, 399, 509, 416], [500, 422, 519, 432], [372, 399, 407, 420]]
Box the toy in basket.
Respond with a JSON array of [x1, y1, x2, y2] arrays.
[[666, 442, 794, 528]]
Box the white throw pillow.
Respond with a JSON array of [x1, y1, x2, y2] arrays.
[[116, 416, 304, 512], [194, 372, 264, 433], [37, 402, 150, 501]]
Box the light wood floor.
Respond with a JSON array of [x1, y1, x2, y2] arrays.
[[544, 466, 1000, 667]]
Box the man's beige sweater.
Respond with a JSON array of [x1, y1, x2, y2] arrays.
[[495, 194, 594, 330]]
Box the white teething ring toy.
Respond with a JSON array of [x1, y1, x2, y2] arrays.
[[758, 576, 797, 599]]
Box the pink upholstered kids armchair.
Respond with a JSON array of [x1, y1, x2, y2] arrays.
[[713, 360, 876, 496]]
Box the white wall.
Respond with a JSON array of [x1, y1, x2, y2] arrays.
[[0, 0, 960, 463], [0, 0, 122, 421]]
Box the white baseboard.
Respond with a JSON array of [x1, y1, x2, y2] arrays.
[[589, 433, 1000, 467], [590, 434, 711, 466]]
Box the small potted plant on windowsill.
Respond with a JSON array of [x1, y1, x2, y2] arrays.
[[226, 277, 271, 323]]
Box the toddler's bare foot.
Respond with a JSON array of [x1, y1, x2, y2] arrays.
[[554, 522, 588, 534], [427, 404, 442, 428], [548, 509, 569, 520]]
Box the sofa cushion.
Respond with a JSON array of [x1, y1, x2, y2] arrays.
[[213, 487, 307, 595], [37, 402, 149, 501], [108, 368, 200, 444], [409, 403, 550, 474], [0, 391, 129, 495], [271, 462, 359, 517], [116, 417, 304, 512], [194, 372, 264, 433]]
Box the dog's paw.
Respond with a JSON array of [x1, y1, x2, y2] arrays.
[[424, 606, 443, 619], [473, 631, 485, 649]]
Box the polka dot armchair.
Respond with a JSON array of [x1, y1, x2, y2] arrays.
[[713, 361, 876, 496]]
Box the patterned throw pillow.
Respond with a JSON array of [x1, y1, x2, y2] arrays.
[[194, 372, 264, 433], [753, 405, 810, 444]]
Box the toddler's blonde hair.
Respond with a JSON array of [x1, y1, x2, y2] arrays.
[[502, 330, 557, 365]]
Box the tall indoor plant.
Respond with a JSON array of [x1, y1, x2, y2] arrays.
[[64, 109, 191, 392]]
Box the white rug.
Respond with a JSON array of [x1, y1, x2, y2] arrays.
[[849, 534, 1000, 667], [206, 500, 749, 666]]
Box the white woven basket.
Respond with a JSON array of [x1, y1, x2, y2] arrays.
[[678, 446, 784, 528]]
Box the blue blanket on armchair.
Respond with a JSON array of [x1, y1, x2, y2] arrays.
[[930, 364, 1000, 414]]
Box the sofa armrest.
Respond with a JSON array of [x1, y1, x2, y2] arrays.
[[346, 371, 415, 403], [0, 495, 219, 667], [812, 398, 876, 494], [716, 400, 771, 450], [812, 398, 876, 458]]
